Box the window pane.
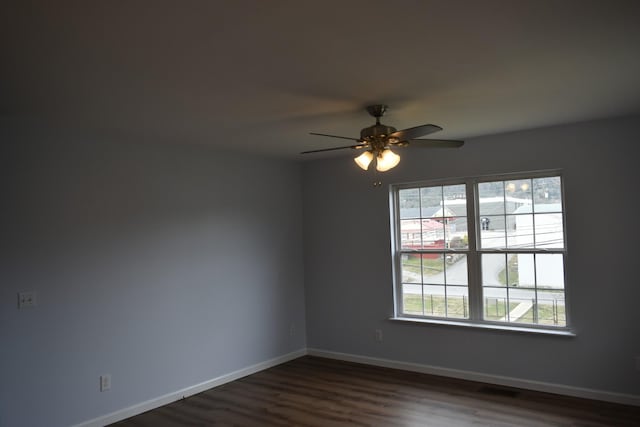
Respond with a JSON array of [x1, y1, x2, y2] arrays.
[[508, 288, 536, 324], [535, 254, 565, 289], [484, 287, 537, 323], [536, 290, 566, 326], [401, 254, 421, 283], [420, 219, 445, 250], [421, 254, 445, 284], [445, 254, 468, 285], [503, 253, 520, 287], [445, 216, 468, 249], [400, 219, 421, 250], [443, 184, 466, 215], [482, 254, 506, 286], [402, 284, 423, 315], [420, 187, 442, 218], [483, 287, 509, 321], [508, 253, 535, 287], [506, 214, 533, 248], [444, 184, 466, 200], [534, 213, 564, 248], [479, 181, 505, 216], [423, 285, 446, 317], [533, 176, 562, 206], [505, 179, 533, 214], [446, 286, 469, 319], [399, 188, 420, 219], [479, 215, 505, 248]]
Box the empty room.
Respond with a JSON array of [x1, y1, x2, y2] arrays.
[[2, 1, 640, 426]]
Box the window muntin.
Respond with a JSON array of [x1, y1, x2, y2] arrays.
[[393, 172, 568, 330]]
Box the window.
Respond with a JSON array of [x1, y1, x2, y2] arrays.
[[391, 172, 568, 331]]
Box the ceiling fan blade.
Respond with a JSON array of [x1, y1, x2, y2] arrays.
[[396, 139, 464, 148], [390, 124, 442, 140], [301, 143, 369, 154], [309, 132, 361, 141]]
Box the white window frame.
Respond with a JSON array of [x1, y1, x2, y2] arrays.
[[390, 170, 573, 335]]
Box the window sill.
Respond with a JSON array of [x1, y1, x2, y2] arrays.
[[389, 317, 576, 337]]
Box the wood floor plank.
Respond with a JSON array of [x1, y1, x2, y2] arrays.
[[110, 356, 640, 426]]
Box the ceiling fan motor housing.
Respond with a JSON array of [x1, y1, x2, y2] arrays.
[[360, 124, 398, 151], [361, 104, 398, 151]]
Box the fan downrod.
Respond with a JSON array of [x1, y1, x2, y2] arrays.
[[366, 104, 388, 123]]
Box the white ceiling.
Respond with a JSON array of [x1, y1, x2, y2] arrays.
[[3, 0, 640, 159]]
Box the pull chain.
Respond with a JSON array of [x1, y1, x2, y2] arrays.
[[373, 169, 382, 187]]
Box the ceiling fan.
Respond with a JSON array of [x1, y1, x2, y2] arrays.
[[301, 104, 464, 172]]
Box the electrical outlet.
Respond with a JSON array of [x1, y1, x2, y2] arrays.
[[100, 374, 111, 392], [18, 291, 37, 309], [289, 323, 295, 336], [375, 329, 383, 342]]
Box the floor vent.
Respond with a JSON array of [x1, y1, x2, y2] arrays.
[[477, 386, 521, 398]]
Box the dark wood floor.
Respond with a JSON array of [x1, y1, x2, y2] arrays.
[[111, 356, 640, 426]]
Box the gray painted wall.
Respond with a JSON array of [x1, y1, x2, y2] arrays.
[[2, 115, 639, 426], [0, 123, 306, 427], [303, 115, 640, 396]]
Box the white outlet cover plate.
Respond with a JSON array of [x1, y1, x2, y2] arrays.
[[100, 374, 111, 392], [18, 291, 37, 308]]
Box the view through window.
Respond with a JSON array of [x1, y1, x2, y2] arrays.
[[392, 173, 567, 329]]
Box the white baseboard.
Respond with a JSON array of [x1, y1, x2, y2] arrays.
[[307, 348, 640, 407], [74, 348, 307, 427]]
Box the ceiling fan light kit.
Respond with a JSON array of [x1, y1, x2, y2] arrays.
[[302, 104, 464, 172], [354, 147, 400, 171], [354, 150, 374, 170], [377, 149, 401, 171]]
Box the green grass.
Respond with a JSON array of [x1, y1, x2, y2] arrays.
[[486, 299, 565, 325], [523, 303, 566, 326], [403, 294, 468, 318], [402, 255, 444, 276]]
